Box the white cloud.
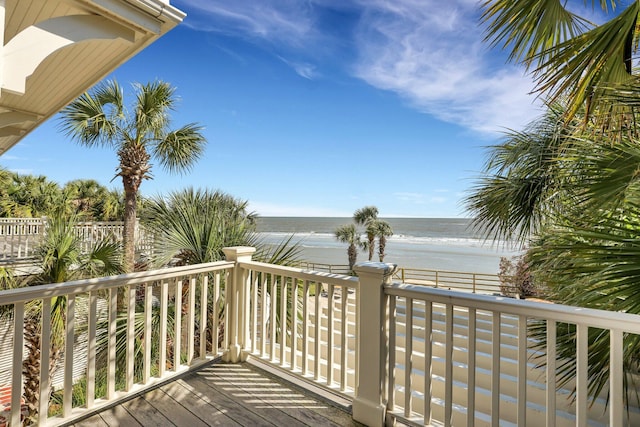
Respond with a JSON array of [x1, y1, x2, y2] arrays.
[[352, 0, 542, 134], [10, 168, 33, 175], [394, 191, 449, 206], [179, 0, 543, 134], [179, 0, 317, 47], [394, 192, 427, 204], [278, 56, 319, 79]]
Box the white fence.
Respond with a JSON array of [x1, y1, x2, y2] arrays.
[[381, 283, 640, 427], [0, 219, 153, 262], [2, 250, 640, 426]]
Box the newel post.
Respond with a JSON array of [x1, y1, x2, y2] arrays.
[[222, 246, 256, 363], [352, 261, 398, 427]]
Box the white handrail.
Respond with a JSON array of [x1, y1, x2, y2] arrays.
[[238, 258, 359, 395], [1, 259, 235, 426], [382, 282, 640, 427], [4, 254, 640, 427]]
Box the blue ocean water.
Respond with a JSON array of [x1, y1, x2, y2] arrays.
[[255, 217, 520, 275]]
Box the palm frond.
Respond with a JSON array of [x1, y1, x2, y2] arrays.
[[533, 2, 640, 120], [153, 123, 206, 174], [59, 80, 123, 147], [481, 0, 590, 67], [142, 188, 257, 266], [134, 80, 175, 135]]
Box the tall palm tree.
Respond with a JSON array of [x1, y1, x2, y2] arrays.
[[19, 211, 123, 422], [375, 220, 393, 262], [482, 0, 640, 124], [354, 206, 379, 261], [59, 80, 206, 272], [334, 224, 362, 273]]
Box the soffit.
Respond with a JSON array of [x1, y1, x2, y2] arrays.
[[0, 0, 185, 156]]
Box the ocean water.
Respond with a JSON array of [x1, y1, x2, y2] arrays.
[[254, 217, 520, 275]]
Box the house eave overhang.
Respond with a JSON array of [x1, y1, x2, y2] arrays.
[[0, 0, 186, 156]]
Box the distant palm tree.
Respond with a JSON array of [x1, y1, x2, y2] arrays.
[[375, 220, 393, 262], [59, 80, 206, 272], [96, 189, 125, 221], [334, 224, 362, 273], [354, 206, 379, 261], [63, 179, 109, 220], [8, 174, 64, 217]]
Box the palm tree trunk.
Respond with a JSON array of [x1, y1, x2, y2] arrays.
[[348, 244, 357, 273], [118, 144, 150, 274], [22, 316, 60, 424], [22, 316, 41, 422], [379, 236, 386, 262], [122, 182, 137, 274]]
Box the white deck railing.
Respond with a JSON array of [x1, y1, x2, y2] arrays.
[[3, 248, 640, 426], [0, 219, 153, 262], [378, 283, 640, 427], [239, 258, 359, 393], [0, 259, 235, 426]]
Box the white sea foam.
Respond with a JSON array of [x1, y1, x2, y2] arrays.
[[254, 217, 520, 274]]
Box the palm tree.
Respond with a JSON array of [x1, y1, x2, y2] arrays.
[[59, 80, 206, 272], [141, 188, 257, 267], [466, 103, 640, 410], [375, 220, 393, 262], [63, 179, 110, 220], [482, 0, 640, 124], [95, 189, 125, 221], [465, 103, 580, 246], [8, 174, 64, 218], [526, 206, 640, 408], [18, 211, 123, 422], [478, 1, 640, 410], [334, 224, 362, 273], [139, 188, 301, 359], [354, 206, 379, 261]]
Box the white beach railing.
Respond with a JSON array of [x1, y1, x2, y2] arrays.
[[239, 257, 359, 393], [3, 249, 640, 426], [377, 282, 640, 427], [0, 259, 235, 426]]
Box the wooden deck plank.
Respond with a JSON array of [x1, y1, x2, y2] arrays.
[[140, 386, 210, 427], [157, 378, 242, 426], [64, 360, 361, 427], [246, 359, 360, 426], [185, 370, 280, 426], [71, 415, 109, 427], [204, 364, 351, 427], [94, 404, 142, 427], [120, 393, 174, 426]]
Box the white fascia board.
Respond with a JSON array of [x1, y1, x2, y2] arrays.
[[87, 0, 186, 34]]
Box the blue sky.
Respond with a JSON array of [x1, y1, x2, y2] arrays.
[[2, 0, 544, 218]]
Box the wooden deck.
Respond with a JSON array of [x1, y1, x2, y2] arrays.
[[64, 361, 363, 427]]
